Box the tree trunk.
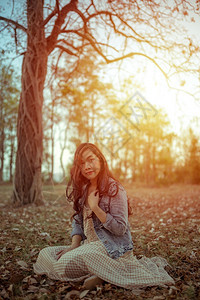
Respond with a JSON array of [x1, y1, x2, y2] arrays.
[[50, 87, 55, 182], [12, 0, 47, 205], [9, 123, 15, 183], [144, 135, 150, 185], [152, 143, 156, 183], [131, 146, 136, 182], [9, 138, 14, 183], [123, 147, 128, 180], [0, 129, 4, 182], [0, 94, 4, 182], [60, 128, 68, 180]]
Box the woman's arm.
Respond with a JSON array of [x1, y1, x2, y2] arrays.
[[71, 212, 87, 241], [56, 213, 84, 260], [88, 186, 129, 236], [56, 234, 82, 260], [71, 234, 82, 248], [103, 186, 129, 236], [92, 205, 107, 223]]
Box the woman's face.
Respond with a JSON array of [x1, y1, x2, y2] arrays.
[[80, 149, 101, 182]]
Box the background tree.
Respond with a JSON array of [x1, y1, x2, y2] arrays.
[[110, 107, 175, 185], [50, 51, 115, 178], [185, 129, 200, 184], [0, 0, 199, 205], [0, 57, 19, 182], [42, 82, 62, 182]]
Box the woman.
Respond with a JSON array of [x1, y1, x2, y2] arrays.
[[33, 143, 174, 293]]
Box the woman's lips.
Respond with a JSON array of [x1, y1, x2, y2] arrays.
[[85, 171, 94, 175]]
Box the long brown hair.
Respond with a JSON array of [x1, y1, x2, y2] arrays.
[[66, 142, 132, 217]]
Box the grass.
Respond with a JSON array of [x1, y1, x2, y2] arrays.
[[0, 183, 200, 299]]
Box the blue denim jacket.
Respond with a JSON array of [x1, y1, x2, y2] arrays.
[[71, 177, 134, 259]]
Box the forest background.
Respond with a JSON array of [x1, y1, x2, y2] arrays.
[[0, 0, 200, 194], [0, 1, 200, 299]]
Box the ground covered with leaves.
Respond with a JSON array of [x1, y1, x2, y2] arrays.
[[0, 183, 200, 299]]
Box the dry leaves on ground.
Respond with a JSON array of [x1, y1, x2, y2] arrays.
[[0, 184, 200, 299]]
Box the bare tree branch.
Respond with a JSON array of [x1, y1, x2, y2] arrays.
[[61, 28, 169, 80], [105, 52, 168, 80], [46, 0, 78, 54], [43, 7, 58, 26], [0, 16, 27, 33], [62, 29, 108, 61], [43, 0, 62, 27], [57, 38, 118, 54], [0, 23, 9, 34], [57, 39, 80, 52], [55, 45, 78, 57], [56, 0, 60, 15]]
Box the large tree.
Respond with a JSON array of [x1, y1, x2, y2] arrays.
[[0, 0, 199, 205]]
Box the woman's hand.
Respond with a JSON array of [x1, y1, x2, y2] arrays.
[[56, 246, 76, 260], [88, 190, 107, 223], [88, 190, 99, 211], [56, 235, 82, 260]]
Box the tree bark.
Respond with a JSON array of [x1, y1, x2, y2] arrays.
[[9, 137, 14, 182], [50, 86, 55, 182], [0, 128, 4, 182], [0, 71, 4, 182], [9, 123, 15, 183], [144, 135, 150, 185], [60, 129, 67, 180], [12, 0, 47, 205]]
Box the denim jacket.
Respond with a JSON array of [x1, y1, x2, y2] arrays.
[[71, 177, 134, 259]]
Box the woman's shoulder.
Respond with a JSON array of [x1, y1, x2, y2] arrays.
[[108, 177, 124, 188], [108, 177, 125, 195]]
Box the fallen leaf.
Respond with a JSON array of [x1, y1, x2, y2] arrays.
[[169, 286, 178, 295], [104, 283, 112, 290], [80, 289, 90, 299], [39, 279, 46, 285], [23, 275, 31, 283], [2, 270, 10, 276], [64, 290, 80, 299], [0, 288, 9, 298], [58, 285, 71, 293], [39, 232, 51, 238], [14, 246, 22, 251], [8, 284, 13, 292], [39, 288, 49, 293], [27, 285, 39, 292], [30, 277, 38, 284], [30, 248, 38, 257], [17, 260, 28, 269]]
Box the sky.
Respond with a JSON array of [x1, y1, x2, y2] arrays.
[[100, 10, 200, 136]]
